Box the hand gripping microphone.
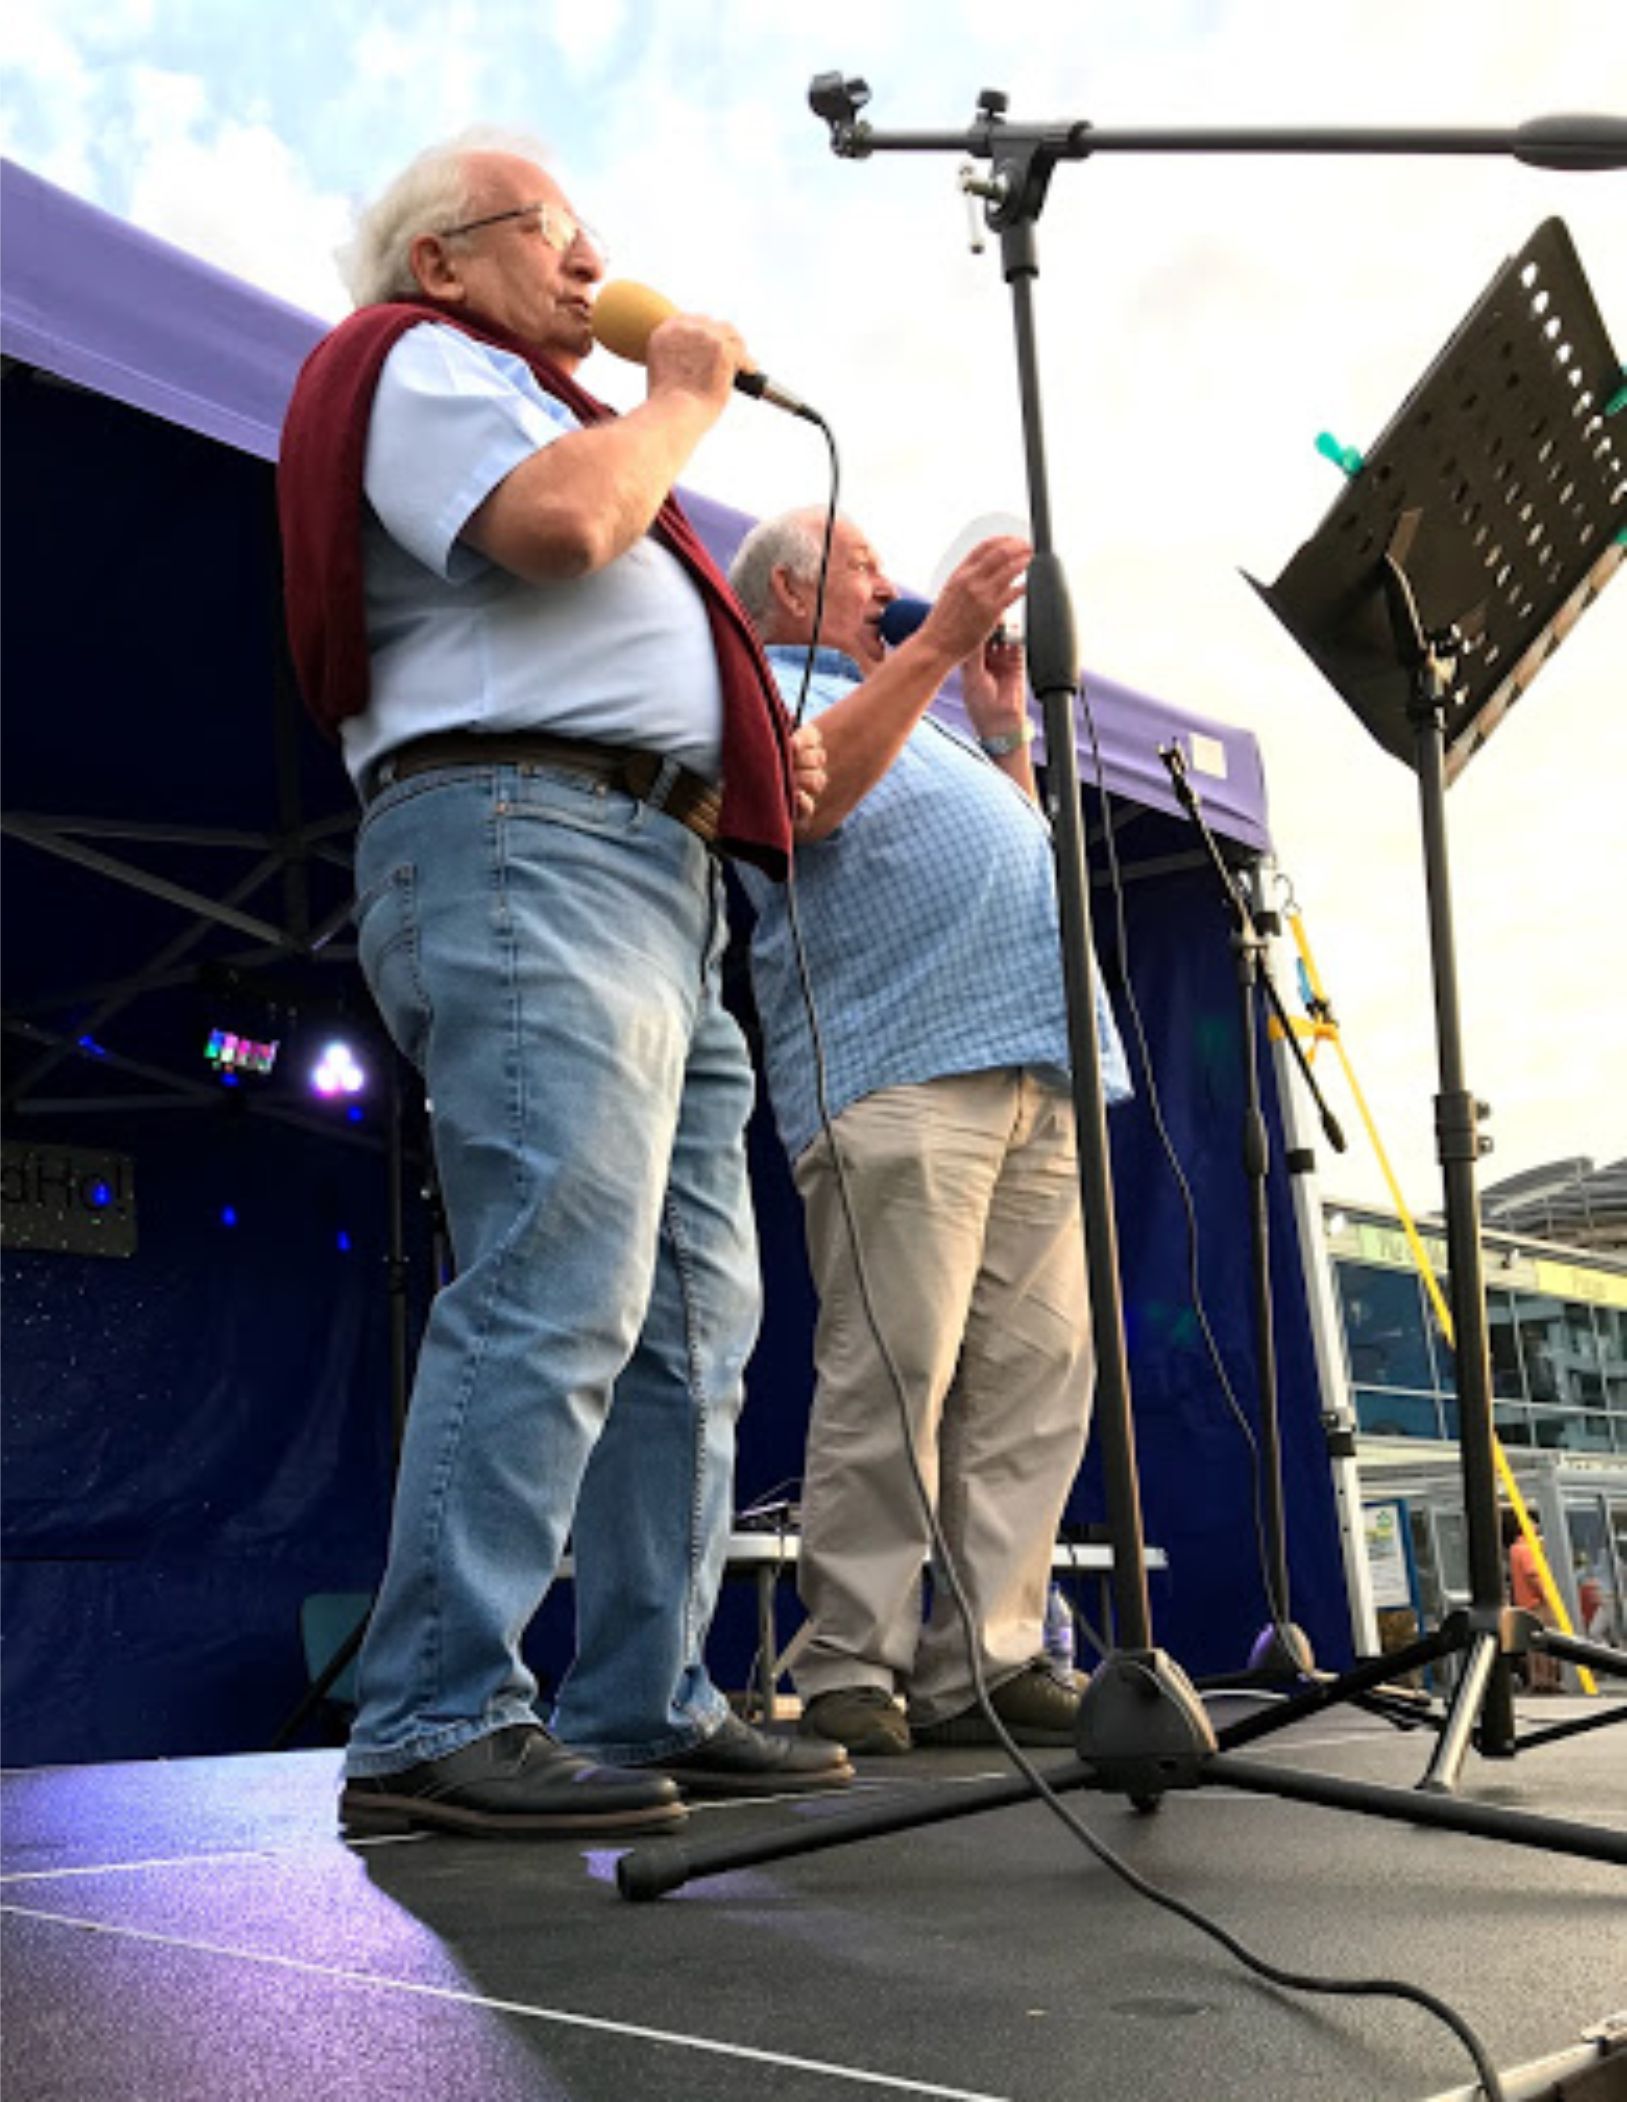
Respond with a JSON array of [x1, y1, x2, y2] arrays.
[[591, 280, 821, 423], [878, 595, 1018, 650]]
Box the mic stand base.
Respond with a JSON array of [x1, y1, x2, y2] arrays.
[[1072, 1648, 1216, 1803], [615, 1712, 1627, 1902], [1245, 1621, 1319, 1682]]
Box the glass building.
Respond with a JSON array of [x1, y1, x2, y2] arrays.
[[1324, 1201, 1627, 1669]]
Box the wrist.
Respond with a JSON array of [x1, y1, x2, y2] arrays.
[[977, 718, 1036, 758]]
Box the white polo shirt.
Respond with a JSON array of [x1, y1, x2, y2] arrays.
[[340, 322, 725, 791]]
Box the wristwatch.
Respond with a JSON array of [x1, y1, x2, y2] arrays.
[[978, 719, 1036, 758]]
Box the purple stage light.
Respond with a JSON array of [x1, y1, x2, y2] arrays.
[[310, 1040, 365, 1099]]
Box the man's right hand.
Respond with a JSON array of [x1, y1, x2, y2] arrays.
[[466, 311, 748, 582], [916, 537, 1031, 665], [644, 313, 749, 422]]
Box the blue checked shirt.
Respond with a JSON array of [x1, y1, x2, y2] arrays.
[[738, 647, 1131, 1162]]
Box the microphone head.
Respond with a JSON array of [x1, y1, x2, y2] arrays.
[[878, 595, 932, 648], [591, 280, 677, 365]]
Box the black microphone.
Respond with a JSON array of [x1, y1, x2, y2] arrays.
[[879, 595, 1018, 650], [591, 280, 822, 424], [878, 595, 932, 647]]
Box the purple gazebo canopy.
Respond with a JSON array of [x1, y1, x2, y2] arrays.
[[0, 156, 1271, 853]]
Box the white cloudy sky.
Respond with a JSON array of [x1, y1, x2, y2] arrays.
[[4, 0, 1624, 1217]]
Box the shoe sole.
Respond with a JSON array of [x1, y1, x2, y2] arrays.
[[339, 1789, 689, 1839], [659, 1758, 856, 1800]]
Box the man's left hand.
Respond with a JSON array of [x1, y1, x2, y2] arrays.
[[961, 633, 1028, 741]]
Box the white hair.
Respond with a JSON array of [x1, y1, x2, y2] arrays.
[[336, 126, 553, 309], [727, 508, 832, 631]]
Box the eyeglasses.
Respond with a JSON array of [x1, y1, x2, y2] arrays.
[[435, 199, 607, 266]]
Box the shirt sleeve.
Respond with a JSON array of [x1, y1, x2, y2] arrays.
[[363, 323, 578, 580], [782, 672, 844, 725]]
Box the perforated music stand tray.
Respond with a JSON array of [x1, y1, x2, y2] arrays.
[[1242, 215, 1627, 1793], [1250, 217, 1625, 783]]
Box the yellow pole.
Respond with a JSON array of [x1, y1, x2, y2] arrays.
[[1282, 907, 1594, 1693]]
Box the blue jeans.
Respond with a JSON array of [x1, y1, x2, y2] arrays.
[[344, 762, 759, 1775]]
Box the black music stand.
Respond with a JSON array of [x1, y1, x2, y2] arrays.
[[618, 99, 1627, 1905], [1237, 214, 1627, 1785]]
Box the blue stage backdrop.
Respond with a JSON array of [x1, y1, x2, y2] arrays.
[[3, 1114, 399, 1763]]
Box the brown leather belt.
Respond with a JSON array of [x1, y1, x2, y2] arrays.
[[365, 731, 721, 846]]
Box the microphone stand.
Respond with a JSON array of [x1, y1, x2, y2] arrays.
[[1157, 741, 1341, 1687], [617, 85, 1627, 1902]]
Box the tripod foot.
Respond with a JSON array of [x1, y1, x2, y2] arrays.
[[1247, 1621, 1317, 1680], [617, 1837, 695, 1903], [1076, 1649, 1217, 1800]]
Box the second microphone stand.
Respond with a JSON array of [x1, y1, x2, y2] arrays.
[[1158, 742, 1326, 1688]]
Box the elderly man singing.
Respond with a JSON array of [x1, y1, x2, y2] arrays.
[[730, 508, 1131, 1757], [278, 132, 842, 1839]]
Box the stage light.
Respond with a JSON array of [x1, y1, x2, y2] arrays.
[[310, 1040, 365, 1099], [204, 1027, 279, 1076], [220, 1204, 239, 1228]]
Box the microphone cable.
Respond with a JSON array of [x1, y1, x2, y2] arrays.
[[746, 427, 1504, 2102]]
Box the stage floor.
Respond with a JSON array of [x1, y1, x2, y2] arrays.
[[3, 1696, 1623, 2102]]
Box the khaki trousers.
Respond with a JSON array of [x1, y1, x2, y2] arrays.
[[791, 1068, 1094, 1723]]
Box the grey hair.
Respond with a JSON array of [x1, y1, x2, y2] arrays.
[[727, 508, 831, 631], [337, 126, 553, 309]]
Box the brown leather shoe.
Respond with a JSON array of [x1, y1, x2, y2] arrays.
[[340, 1723, 686, 1838], [911, 1660, 1082, 1748], [800, 1686, 912, 1756]]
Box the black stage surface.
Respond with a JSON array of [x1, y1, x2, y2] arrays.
[[3, 1699, 1623, 2102]]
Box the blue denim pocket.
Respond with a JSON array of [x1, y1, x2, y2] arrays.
[[497, 761, 650, 842], [353, 860, 431, 1069]]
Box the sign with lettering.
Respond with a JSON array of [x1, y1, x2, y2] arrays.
[[1363, 1500, 1415, 1610], [1, 1142, 136, 1256]]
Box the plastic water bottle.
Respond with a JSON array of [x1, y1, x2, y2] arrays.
[[1042, 1583, 1076, 1678]]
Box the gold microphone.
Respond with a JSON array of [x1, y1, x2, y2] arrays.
[[590, 279, 677, 364], [590, 281, 820, 423]]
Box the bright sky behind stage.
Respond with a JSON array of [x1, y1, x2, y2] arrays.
[[4, 0, 1623, 1219]]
